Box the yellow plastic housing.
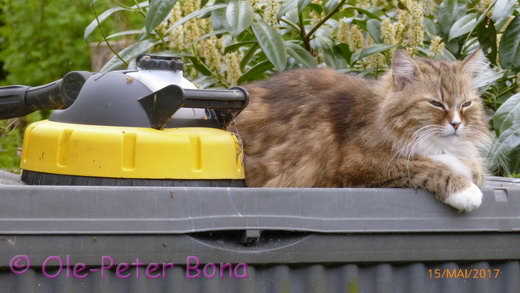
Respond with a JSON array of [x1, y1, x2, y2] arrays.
[[20, 120, 244, 180]]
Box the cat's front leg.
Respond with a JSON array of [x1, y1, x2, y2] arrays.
[[383, 158, 482, 212], [458, 157, 486, 187], [427, 154, 486, 187], [416, 158, 482, 212]]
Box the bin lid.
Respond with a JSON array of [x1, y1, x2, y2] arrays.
[[0, 174, 519, 234]]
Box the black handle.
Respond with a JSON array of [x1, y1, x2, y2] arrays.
[[182, 87, 249, 110], [24, 80, 65, 112], [0, 85, 32, 119], [138, 85, 249, 129], [0, 71, 92, 119]]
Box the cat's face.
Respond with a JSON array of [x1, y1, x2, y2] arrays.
[[381, 50, 491, 155]]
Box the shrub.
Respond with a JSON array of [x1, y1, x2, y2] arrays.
[[0, 0, 92, 86], [0, 0, 93, 171]]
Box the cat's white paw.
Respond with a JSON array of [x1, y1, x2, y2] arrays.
[[443, 183, 482, 212]]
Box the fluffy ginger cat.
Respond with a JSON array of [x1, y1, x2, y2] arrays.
[[230, 49, 493, 212]]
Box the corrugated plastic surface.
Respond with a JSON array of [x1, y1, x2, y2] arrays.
[[1, 262, 519, 293]]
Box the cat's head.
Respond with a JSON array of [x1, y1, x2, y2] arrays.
[[378, 49, 492, 157]]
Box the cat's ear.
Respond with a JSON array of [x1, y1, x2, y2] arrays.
[[462, 49, 488, 74], [391, 49, 417, 90], [462, 49, 493, 90]]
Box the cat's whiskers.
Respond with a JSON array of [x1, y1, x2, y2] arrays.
[[487, 141, 509, 174], [389, 126, 435, 169], [386, 125, 440, 178], [403, 128, 440, 177], [463, 127, 507, 173], [397, 125, 441, 158], [463, 128, 494, 151]]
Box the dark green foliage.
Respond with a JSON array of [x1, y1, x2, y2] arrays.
[[0, 0, 92, 86], [0, 0, 93, 171]]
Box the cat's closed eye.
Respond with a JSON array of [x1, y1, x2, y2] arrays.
[[461, 101, 472, 108], [428, 100, 445, 110]]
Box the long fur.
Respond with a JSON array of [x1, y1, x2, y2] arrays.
[[230, 50, 493, 211]]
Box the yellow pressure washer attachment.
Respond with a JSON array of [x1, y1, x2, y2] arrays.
[[0, 55, 248, 186]]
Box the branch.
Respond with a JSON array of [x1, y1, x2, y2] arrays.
[[303, 0, 346, 42], [92, 5, 128, 66], [298, 12, 312, 52], [280, 18, 301, 33]]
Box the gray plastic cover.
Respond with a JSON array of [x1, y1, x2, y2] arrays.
[[0, 176, 518, 234]]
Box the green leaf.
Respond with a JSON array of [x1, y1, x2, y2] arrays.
[[85, 2, 149, 40], [311, 35, 334, 51], [308, 3, 323, 14], [335, 43, 352, 64], [356, 67, 378, 78], [490, 92, 520, 173], [277, 0, 312, 19], [211, 6, 229, 31], [438, 48, 457, 61], [225, 0, 254, 36], [448, 13, 477, 40], [473, 67, 502, 89], [492, 0, 516, 30], [341, 5, 380, 20], [494, 93, 520, 134], [240, 43, 259, 70], [277, 0, 296, 19], [351, 44, 394, 63], [499, 15, 520, 70], [238, 60, 274, 83], [224, 41, 257, 53], [165, 4, 227, 34], [106, 29, 146, 40], [423, 18, 437, 36], [187, 56, 213, 76], [492, 124, 520, 173], [324, 0, 339, 13], [438, 0, 463, 36], [503, 146, 520, 175], [84, 7, 127, 40], [366, 19, 381, 43], [200, 0, 210, 8], [297, 0, 313, 12], [444, 39, 460, 55], [285, 42, 317, 68], [133, 1, 150, 9], [462, 38, 481, 57], [476, 17, 498, 64], [323, 47, 347, 69], [251, 21, 287, 71], [145, 0, 178, 33], [100, 39, 157, 72]]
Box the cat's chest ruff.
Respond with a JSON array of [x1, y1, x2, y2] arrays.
[[417, 136, 478, 159], [427, 154, 472, 180], [418, 138, 476, 180]]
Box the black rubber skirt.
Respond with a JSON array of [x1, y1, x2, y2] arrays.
[[21, 170, 245, 187]]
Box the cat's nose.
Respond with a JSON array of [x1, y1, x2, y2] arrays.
[[450, 121, 461, 130]]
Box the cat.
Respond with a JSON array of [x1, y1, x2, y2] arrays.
[[229, 49, 493, 212]]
